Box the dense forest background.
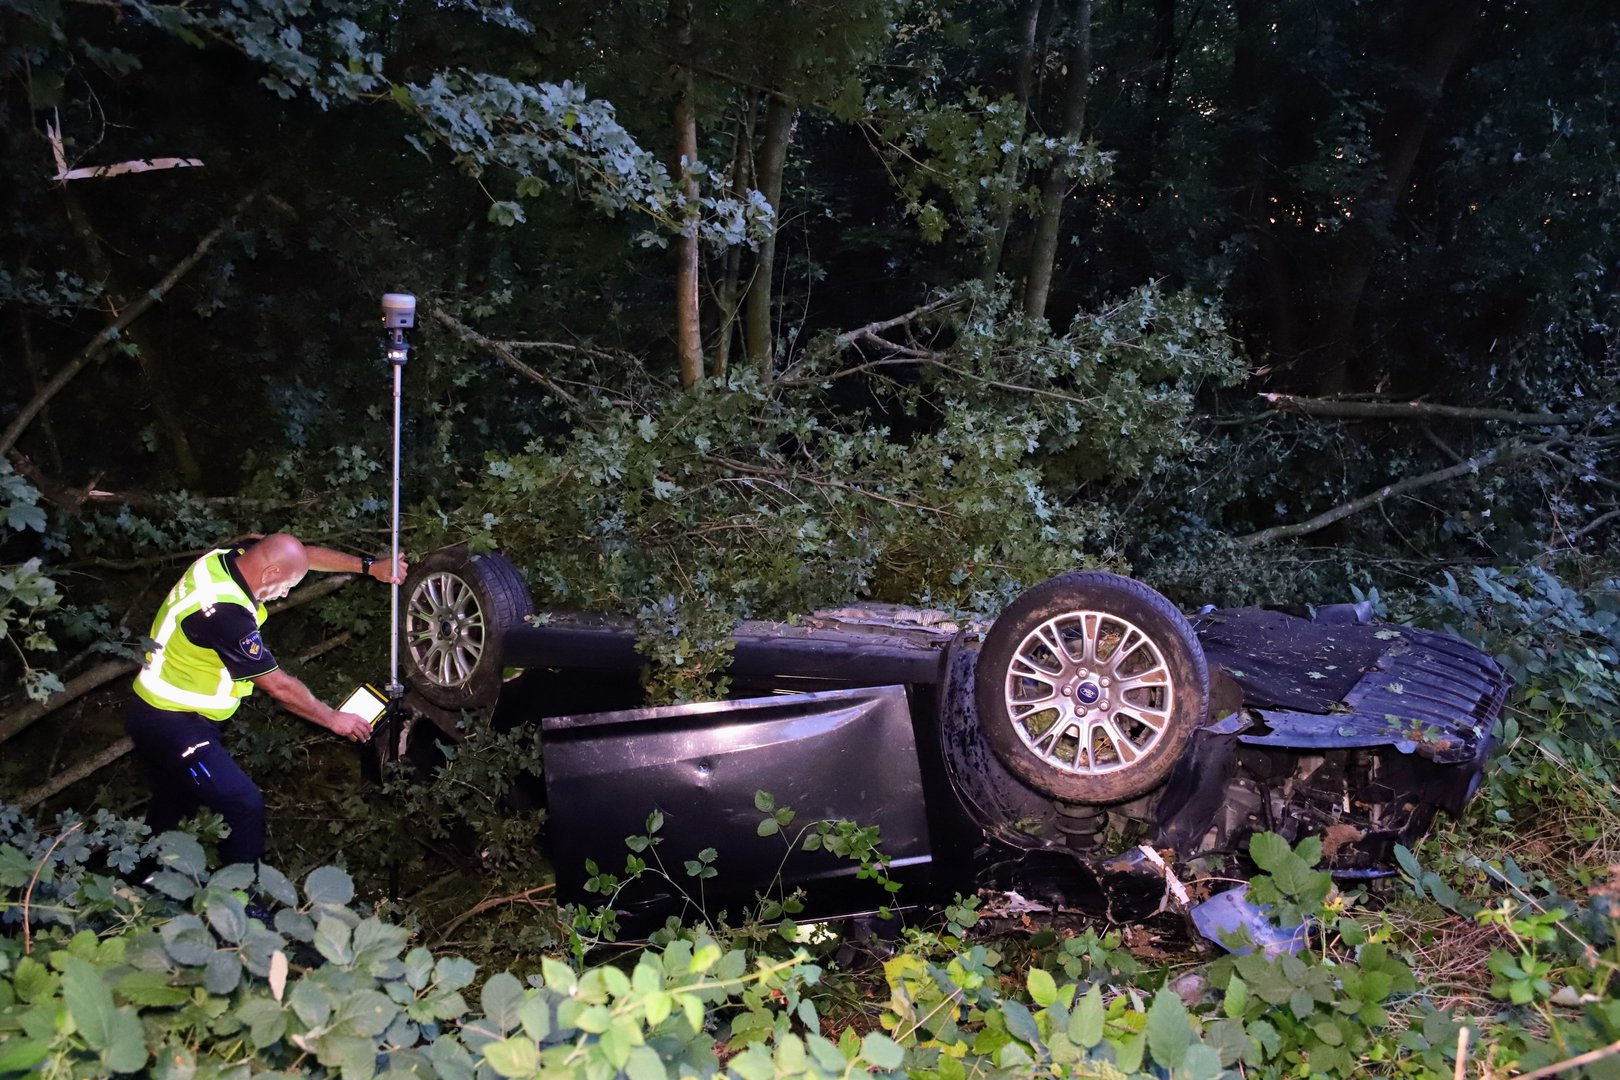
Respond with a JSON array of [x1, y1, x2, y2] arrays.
[[4, 1, 1620, 1076]]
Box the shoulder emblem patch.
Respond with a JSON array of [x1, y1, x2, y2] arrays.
[[240, 631, 265, 659]]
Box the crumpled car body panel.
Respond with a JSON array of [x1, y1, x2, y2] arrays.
[[461, 602, 1510, 927]]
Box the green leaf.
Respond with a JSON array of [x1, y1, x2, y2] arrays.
[[753, 791, 775, 812], [1069, 985, 1104, 1047], [148, 870, 197, 900], [289, 980, 332, 1028], [155, 831, 206, 877], [236, 998, 288, 1049], [518, 996, 552, 1041], [1026, 967, 1057, 1007], [538, 956, 576, 994], [257, 863, 299, 907], [206, 894, 247, 944], [1248, 1018, 1282, 1059], [116, 970, 190, 1007], [0, 1039, 48, 1073], [61, 956, 117, 1050], [1249, 832, 1290, 873], [0, 844, 35, 888], [161, 915, 214, 965], [203, 950, 243, 994], [861, 1032, 904, 1069], [1146, 988, 1195, 1069], [105, 1008, 148, 1074], [304, 865, 355, 906], [314, 916, 354, 966], [1000, 999, 1041, 1046], [1180, 1043, 1225, 1080], [481, 971, 525, 1033], [275, 909, 315, 943], [482, 1035, 540, 1078], [1223, 973, 1249, 1019], [626, 1044, 667, 1080], [11, 956, 56, 1003]]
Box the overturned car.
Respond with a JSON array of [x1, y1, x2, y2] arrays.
[[392, 548, 1510, 928]]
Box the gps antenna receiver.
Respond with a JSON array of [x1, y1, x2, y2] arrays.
[[380, 293, 416, 709]]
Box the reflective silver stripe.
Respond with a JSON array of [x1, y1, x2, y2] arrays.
[[136, 665, 239, 711], [139, 549, 254, 712]]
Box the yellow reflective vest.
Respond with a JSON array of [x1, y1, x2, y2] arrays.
[[134, 549, 268, 721]]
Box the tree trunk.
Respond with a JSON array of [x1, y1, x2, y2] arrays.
[[15, 282, 63, 474], [980, 0, 1043, 285], [1311, 0, 1482, 394], [60, 185, 203, 487], [714, 99, 756, 378], [1022, 0, 1094, 321], [0, 195, 253, 460], [1147, 0, 1177, 150], [670, 0, 704, 389], [745, 94, 795, 378], [1228, 0, 1298, 366]]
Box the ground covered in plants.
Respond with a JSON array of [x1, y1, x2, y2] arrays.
[[5, 0, 1620, 1075]]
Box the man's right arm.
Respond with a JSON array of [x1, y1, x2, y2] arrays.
[[251, 669, 373, 742]]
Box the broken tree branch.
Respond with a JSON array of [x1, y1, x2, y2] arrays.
[[0, 574, 357, 746], [0, 660, 139, 748], [0, 193, 256, 458], [15, 738, 133, 810], [832, 296, 962, 350], [1260, 392, 1572, 427], [1236, 439, 1542, 548], [10, 631, 355, 810], [430, 306, 581, 411], [433, 885, 555, 947]]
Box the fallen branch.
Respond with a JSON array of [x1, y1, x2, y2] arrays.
[[10, 631, 355, 809], [705, 454, 948, 514], [832, 296, 962, 350], [1565, 506, 1620, 547], [1260, 392, 1571, 427], [0, 660, 139, 747], [23, 822, 82, 954], [1236, 440, 1540, 548], [14, 738, 133, 810], [0, 192, 256, 458], [1515, 1037, 1620, 1080], [10, 451, 312, 515], [430, 307, 581, 411], [433, 884, 554, 947], [0, 574, 357, 746]]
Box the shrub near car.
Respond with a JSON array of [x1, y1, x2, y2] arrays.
[[397, 548, 1510, 929]]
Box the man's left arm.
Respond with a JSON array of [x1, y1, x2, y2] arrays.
[[304, 545, 408, 584]]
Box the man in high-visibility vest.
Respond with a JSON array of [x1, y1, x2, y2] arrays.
[[125, 533, 407, 866]]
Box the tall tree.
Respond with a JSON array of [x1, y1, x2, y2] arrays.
[[1023, 0, 1094, 320]]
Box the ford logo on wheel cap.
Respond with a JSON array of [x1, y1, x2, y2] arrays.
[[1076, 682, 1101, 705]]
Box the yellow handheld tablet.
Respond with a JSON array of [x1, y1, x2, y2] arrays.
[[339, 684, 388, 727]]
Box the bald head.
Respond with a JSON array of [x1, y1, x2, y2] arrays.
[[238, 533, 310, 602]]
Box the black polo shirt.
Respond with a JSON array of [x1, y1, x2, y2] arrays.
[[178, 548, 279, 680]]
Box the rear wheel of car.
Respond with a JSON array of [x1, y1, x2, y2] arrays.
[[401, 546, 532, 711], [975, 572, 1209, 804]]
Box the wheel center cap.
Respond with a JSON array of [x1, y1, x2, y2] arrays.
[[1075, 682, 1101, 705]]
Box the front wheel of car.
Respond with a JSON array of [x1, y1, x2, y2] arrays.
[[975, 572, 1209, 805], [401, 546, 532, 712]]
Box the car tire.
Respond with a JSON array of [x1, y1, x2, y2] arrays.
[[975, 572, 1208, 804], [401, 546, 532, 712]]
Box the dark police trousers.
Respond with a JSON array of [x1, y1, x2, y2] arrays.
[[124, 695, 266, 865]]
